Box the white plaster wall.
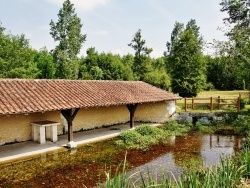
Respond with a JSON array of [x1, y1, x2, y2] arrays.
[[135, 101, 174, 123], [73, 105, 129, 131], [0, 101, 176, 145]]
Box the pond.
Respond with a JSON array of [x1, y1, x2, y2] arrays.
[[0, 132, 243, 187], [127, 132, 243, 184]]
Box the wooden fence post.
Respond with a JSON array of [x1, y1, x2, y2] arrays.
[[210, 97, 213, 111], [218, 96, 220, 110], [237, 94, 241, 112], [185, 97, 187, 112], [192, 97, 194, 110]]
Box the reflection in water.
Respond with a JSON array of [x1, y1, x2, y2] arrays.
[[128, 133, 243, 183]]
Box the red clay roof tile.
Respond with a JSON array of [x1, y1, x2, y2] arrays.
[[0, 79, 180, 115]]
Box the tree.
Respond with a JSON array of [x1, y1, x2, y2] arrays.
[[206, 55, 242, 90], [34, 47, 56, 79], [220, 0, 250, 88], [79, 48, 134, 81], [0, 26, 39, 78], [220, 0, 250, 29], [79, 47, 99, 79], [128, 29, 153, 80], [167, 20, 206, 97], [144, 57, 171, 90], [50, 0, 86, 79]]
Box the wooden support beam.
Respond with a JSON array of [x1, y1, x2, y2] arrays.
[[126, 104, 138, 128], [61, 108, 80, 143]]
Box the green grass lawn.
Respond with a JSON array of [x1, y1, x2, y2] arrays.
[[176, 90, 250, 112]]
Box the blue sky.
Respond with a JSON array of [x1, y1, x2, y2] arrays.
[[0, 0, 227, 58]]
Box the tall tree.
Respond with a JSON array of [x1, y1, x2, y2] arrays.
[[128, 29, 153, 80], [220, 0, 250, 88], [50, 0, 86, 79], [167, 20, 206, 97]]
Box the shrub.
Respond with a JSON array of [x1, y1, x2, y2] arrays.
[[135, 124, 164, 138], [195, 121, 213, 133], [163, 120, 191, 135], [231, 117, 250, 134], [225, 113, 239, 124], [116, 128, 159, 151], [240, 98, 248, 109], [118, 130, 142, 145]]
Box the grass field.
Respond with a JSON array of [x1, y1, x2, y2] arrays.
[[176, 90, 250, 112], [197, 90, 249, 98]]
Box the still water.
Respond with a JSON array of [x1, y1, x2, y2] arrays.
[[0, 132, 244, 187], [127, 132, 243, 182]]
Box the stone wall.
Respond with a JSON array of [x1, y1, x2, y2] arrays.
[[0, 100, 175, 145], [171, 112, 233, 124]]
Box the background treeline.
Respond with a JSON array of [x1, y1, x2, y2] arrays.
[[0, 0, 249, 97]]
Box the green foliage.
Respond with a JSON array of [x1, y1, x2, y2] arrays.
[[224, 112, 239, 124], [50, 0, 86, 79], [163, 120, 191, 135], [99, 154, 128, 188], [0, 30, 39, 78], [116, 125, 161, 151], [167, 20, 206, 97], [144, 57, 171, 90], [240, 98, 248, 109], [194, 121, 214, 133], [232, 117, 250, 134], [79, 48, 134, 81], [206, 55, 243, 90], [128, 29, 153, 80], [218, 0, 250, 90], [115, 121, 193, 151], [118, 130, 143, 146], [135, 124, 165, 139], [35, 48, 55, 79]]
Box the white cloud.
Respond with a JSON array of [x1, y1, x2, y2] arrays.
[[46, 0, 111, 11]]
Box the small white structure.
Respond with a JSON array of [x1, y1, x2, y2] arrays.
[[31, 120, 60, 144]]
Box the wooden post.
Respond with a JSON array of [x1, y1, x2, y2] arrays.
[[126, 104, 138, 128], [210, 97, 213, 111], [192, 97, 194, 110], [185, 98, 187, 112], [61, 108, 79, 145], [218, 96, 220, 110], [237, 94, 241, 112]]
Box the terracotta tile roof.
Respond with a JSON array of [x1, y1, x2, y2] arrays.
[[0, 79, 180, 115]]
